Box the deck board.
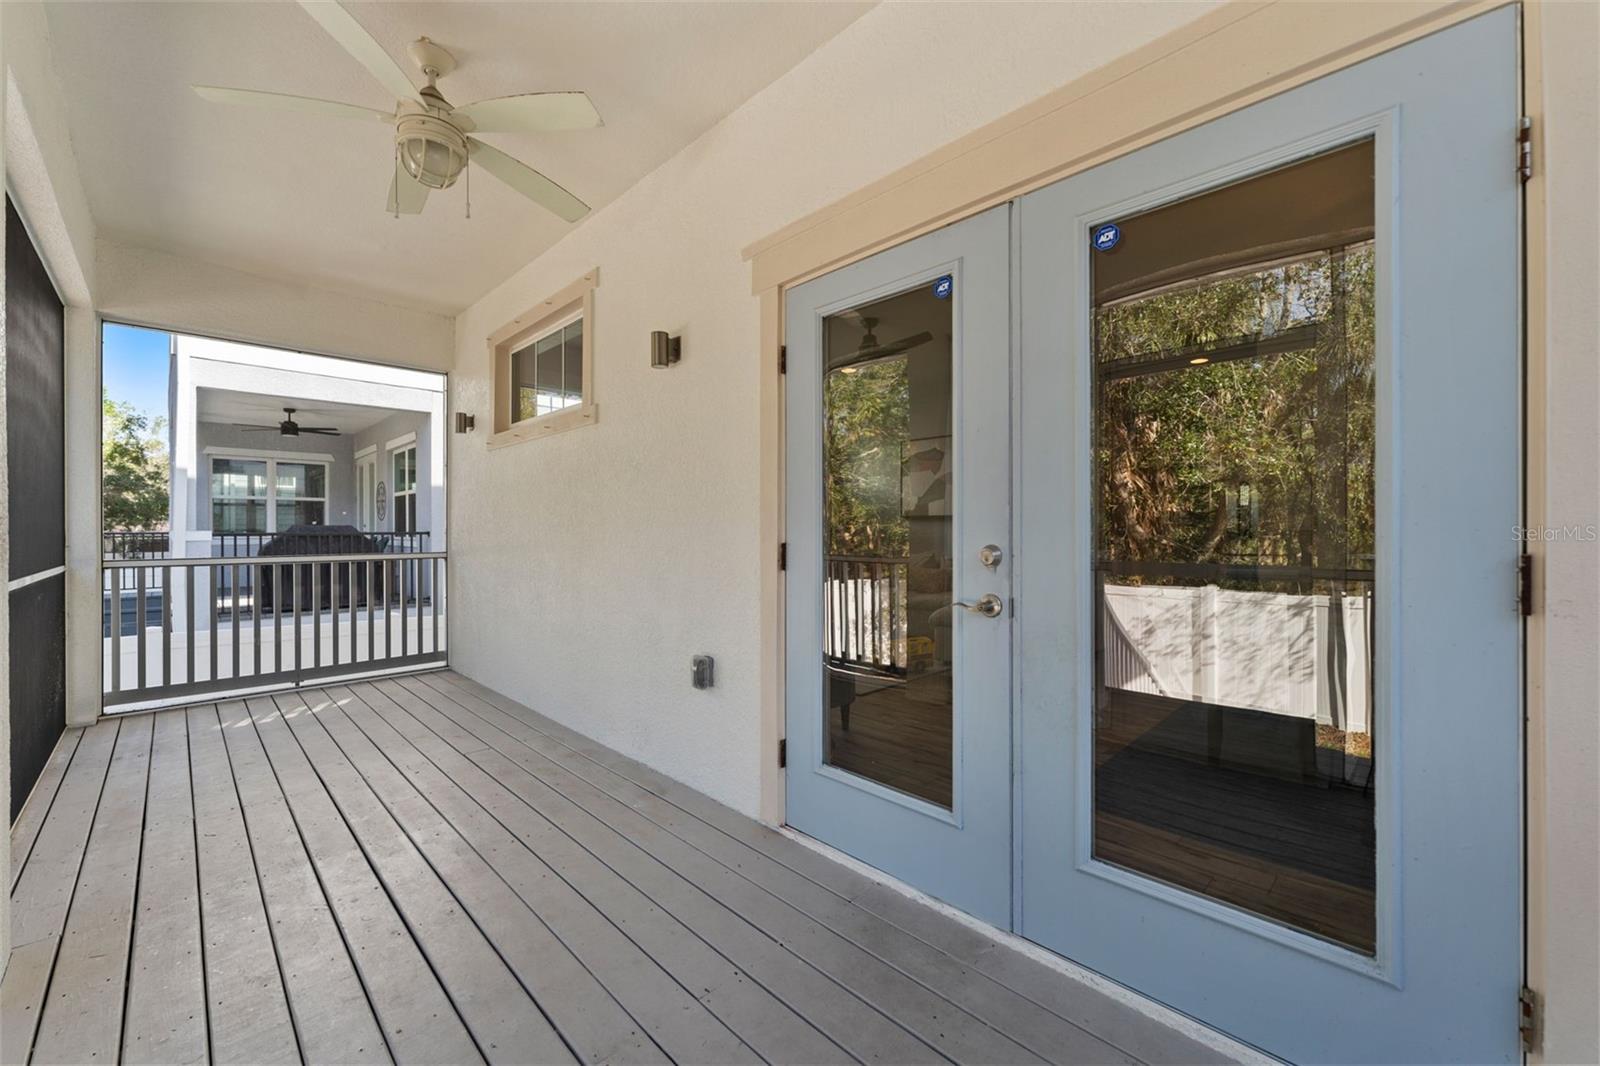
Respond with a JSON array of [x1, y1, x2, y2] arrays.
[[6, 672, 1231, 1065], [31, 714, 152, 1064], [8, 728, 83, 894], [2, 719, 121, 1065], [215, 697, 388, 1064], [426, 671, 1231, 1066], [385, 678, 1046, 1065], [187, 703, 300, 1064], [122, 712, 207, 1066], [405, 675, 1127, 1066], [219, 697, 482, 1065]]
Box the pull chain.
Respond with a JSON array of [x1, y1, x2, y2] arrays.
[[392, 143, 401, 219], [465, 152, 471, 219]]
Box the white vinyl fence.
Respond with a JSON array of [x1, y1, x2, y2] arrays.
[[1101, 582, 1373, 734]]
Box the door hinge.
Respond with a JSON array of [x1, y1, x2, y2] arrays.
[[1517, 116, 1534, 183], [778, 738, 787, 768], [1519, 984, 1541, 1053], [779, 345, 787, 375], [779, 542, 787, 571], [1518, 553, 1534, 616]]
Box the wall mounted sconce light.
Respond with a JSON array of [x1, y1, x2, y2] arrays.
[[454, 412, 475, 434], [650, 330, 682, 369]]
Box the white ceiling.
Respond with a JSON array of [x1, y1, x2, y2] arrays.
[[198, 388, 398, 435], [44, 1, 872, 313]]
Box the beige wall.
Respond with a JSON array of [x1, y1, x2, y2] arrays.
[[1529, 2, 1599, 1061], [96, 238, 454, 374], [447, 1, 1220, 817]]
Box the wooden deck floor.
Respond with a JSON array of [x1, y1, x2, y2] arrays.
[[4, 670, 1234, 1066]]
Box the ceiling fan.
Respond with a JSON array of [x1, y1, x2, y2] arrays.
[[193, 1, 598, 221], [832, 316, 934, 372], [235, 408, 341, 438]]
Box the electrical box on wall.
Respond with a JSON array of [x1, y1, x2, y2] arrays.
[[691, 655, 715, 689]]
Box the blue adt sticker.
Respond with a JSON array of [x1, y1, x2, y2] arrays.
[[933, 275, 953, 300], [1092, 223, 1122, 252]]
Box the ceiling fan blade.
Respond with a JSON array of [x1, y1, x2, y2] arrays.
[[387, 159, 429, 215], [829, 331, 935, 371], [233, 424, 284, 431], [296, 1, 422, 105], [453, 92, 602, 133], [467, 138, 588, 223], [192, 86, 392, 123], [298, 428, 342, 435], [870, 331, 935, 360]]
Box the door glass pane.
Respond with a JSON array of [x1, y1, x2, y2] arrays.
[[1091, 140, 1377, 952], [822, 281, 953, 808]]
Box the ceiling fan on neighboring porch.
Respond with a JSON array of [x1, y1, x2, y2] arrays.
[[192, 1, 598, 221], [234, 408, 342, 438]]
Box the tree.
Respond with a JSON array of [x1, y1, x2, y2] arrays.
[[102, 393, 169, 531]]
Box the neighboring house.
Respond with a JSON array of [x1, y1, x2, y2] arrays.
[[167, 334, 446, 557]]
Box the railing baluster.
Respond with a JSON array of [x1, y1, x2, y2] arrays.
[[385, 560, 394, 661], [349, 561, 358, 664], [185, 566, 196, 684], [231, 563, 240, 680], [110, 569, 122, 693], [209, 564, 219, 683], [312, 562, 321, 670], [431, 557, 440, 655], [254, 563, 263, 678], [293, 562, 303, 676], [330, 562, 340, 668], [367, 558, 376, 663], [400, 558, 409, 659], [161, 564, 172, 686], [135, 565, 148, 693]]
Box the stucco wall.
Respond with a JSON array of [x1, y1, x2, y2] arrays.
[[448, 1, 1222, 817]]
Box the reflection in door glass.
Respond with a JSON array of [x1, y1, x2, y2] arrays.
[[1091, 141, 1377, 952], [822, 283, 953, 808]]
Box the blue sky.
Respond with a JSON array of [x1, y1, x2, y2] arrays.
[[102, 323, 171, 423]]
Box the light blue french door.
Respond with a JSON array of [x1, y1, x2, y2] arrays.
[[1014, 10, 1521, 1063], [785, 206, 1013, 925]]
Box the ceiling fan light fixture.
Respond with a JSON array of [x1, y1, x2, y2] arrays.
[[396, 112, 468, 190]]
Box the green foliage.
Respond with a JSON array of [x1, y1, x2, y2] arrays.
[[824, 360, 910, 558], [1095, 245, 1376, 579], [102, 393, 169, 531]]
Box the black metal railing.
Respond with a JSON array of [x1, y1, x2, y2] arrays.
[[208, 530, 431, 558], [103, 531, 171, 559]]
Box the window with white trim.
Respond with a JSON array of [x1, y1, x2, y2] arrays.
[[392, 445, 418, 533], [209, 456, 328, 533]]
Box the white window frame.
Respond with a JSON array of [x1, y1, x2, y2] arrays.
[[488, 268, 599, 447], [391, 444, 418, 533], [206, 449, 332, 534]]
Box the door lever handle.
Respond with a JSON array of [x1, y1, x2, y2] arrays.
[[952, 593, 1004, 618]]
